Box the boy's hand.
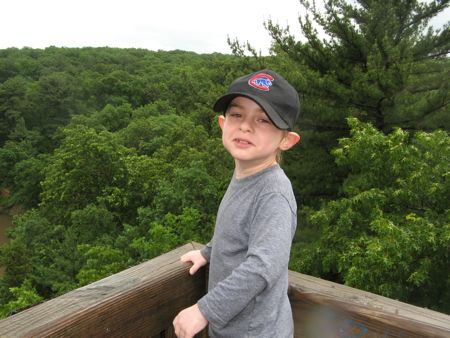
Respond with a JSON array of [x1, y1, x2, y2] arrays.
[[180, 250, 207, 275], [173, 304, 208, 338]]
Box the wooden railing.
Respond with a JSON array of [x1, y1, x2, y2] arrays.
[[0, 242, 449, 338]]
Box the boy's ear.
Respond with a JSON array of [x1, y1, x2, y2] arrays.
[[218, 115, 225, 130], [280, 132, 301, 151]]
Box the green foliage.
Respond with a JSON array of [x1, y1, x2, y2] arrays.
[[0, 48, 237, 316], [11, 154, 50, 208], [0, 210, 80, 298], [24, 71, 83, 134], [130, 222, 179, 260], [0, 138, 37, 191], [0, 38, 448, 317], [0, 280, 42, 318], [101, 103, 133, 131], [263, 0, 449, 205], [292, 118, 450, 312], [76, 244, 128, 286], [268, 0, 449, 131], [39, 126, 131, 222], [0, 75, 31, 144], [69, 204, 118, 244]]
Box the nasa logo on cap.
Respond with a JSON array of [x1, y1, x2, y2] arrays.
[[248, 73, 274, 91]]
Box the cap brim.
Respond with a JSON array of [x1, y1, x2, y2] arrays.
[[213, 93, 289, 130]]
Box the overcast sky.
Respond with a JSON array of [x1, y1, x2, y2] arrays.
[[1, 0, 303, 54], [1, 0, 448, 55]]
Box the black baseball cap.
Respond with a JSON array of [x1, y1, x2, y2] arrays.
[[213, 69, 300, 130]]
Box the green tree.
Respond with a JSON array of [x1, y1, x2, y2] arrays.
[[11, 154, 50, 208], [0, 280, 42, 319], [0, 47, 243, 316], [129, 222, 179, 261], [24, 72, 84, 135], [0, 75, 30, 144], [125, 207, 206, 262], [263, 0, 449, 205], [0, 210, 75, 298], [39, 125, 130, 222], [0, 141, 29, 189], [0, 135, 38, 192], [268, 0, 449, 132], [94, 70, 146, 107], [76, 244, 128, 286], [291, 118, 450, 313], [68, 204, 118, 244]]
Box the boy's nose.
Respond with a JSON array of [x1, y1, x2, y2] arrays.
[[239, 118, 253, 132]]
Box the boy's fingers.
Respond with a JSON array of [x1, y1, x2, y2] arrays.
[[189, 263, 200, 275], [180, 253, 192, 262]]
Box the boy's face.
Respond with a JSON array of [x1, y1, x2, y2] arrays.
[[218, 96, 299, 173]]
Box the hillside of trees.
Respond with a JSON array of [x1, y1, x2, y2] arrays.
[[0, 0, 449, 317]]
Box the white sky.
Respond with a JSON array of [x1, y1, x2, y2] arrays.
[[1, 0, 448, 55], [1, 0, 303, 54]]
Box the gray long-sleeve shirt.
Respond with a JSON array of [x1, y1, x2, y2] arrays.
[[198, 164, 297, 338]]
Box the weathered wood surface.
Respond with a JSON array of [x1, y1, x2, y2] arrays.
[[1, 242, 449, 338], [289, 271, 450, 338], [0, 242, 207, 338]]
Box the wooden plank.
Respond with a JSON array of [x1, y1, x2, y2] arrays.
[[0, 243, 207, 338], [2, 242, 449, 338], [289, 271, 450, 338]]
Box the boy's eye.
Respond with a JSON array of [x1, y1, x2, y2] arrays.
[[229, 112, 241, 118]]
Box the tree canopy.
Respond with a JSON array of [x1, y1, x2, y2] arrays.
[[290, 118, 450, 312], [264, 0, 449, 205]]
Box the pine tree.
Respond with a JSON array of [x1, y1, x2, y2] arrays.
[[267, 0, 450, 132], [262, 0, 449, 206], [267, 0, 449, 132]]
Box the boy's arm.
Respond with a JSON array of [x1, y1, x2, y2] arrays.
[[197, 193, 295, 329], [200, 241, 212, 262]]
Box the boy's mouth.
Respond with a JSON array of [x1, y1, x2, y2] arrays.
[[234, 138, 254, 146]]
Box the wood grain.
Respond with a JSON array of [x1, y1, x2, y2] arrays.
[[1, 242, 449, 338], [289, 271, 450, 338], [0, 243, 207, 338]]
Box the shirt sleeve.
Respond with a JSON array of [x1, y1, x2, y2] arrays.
[[200, 241, 212, 262], [197, 193, 295, 328]]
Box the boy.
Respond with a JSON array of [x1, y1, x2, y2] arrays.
[[173, 69, 301, 338]]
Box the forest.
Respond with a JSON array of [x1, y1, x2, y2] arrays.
[[0, 0, 449, 317]]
